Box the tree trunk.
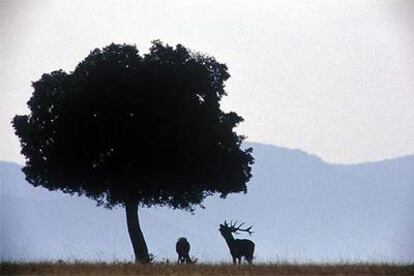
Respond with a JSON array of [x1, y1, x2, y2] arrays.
[[125, 201, 150, 263]]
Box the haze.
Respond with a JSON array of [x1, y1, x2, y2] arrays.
[[1, 0, 413, 164]]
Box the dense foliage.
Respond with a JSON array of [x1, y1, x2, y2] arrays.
[[13, 41, 254, 209]]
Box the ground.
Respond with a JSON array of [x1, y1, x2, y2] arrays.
[[1, 262, 413, 275]]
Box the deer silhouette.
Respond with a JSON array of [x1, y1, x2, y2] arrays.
[[219, 220, 255, 264], [176, 237, 197, 264]]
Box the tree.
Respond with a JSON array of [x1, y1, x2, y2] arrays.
[[12, 41, 254, 263]]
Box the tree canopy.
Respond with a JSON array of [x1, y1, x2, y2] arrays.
[[13, 41, 254, 210]]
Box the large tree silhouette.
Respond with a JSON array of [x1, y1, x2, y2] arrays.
[[12, 41, 254, 263]]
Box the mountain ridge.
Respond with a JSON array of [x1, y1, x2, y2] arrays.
[[4, 141, 414, 168]]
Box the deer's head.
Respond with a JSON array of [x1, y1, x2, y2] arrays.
[[219, 220, 253, 239]]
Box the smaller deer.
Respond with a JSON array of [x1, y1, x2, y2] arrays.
[[219, 220, 255, 264], [176, 237, 197, 264]]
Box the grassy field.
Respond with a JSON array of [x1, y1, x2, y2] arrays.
[[1, 262, 413, 275]]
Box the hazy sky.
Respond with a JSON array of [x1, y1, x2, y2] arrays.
[[1, 0, 413, 164]]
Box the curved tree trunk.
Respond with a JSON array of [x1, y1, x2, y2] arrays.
[[125, 201, 150, 263]]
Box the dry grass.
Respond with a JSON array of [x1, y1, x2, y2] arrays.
[[1, 262, 413, 275]]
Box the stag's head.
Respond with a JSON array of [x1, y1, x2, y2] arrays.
[[219, 220, 253, 239]]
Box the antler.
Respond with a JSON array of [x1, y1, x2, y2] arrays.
[[235, 221, 254, 235], [223, 220, 254, 235]]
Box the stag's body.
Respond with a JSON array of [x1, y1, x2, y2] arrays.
[[219, 221, 255, 264], [223, 235, 255, 264], [176, 237, 196, 264]]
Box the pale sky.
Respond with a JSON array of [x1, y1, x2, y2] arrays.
[[1, 0, 413, 164]]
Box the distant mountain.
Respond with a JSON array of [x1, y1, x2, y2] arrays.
[[1, 143, 413, 262]]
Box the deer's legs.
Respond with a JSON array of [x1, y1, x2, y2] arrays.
[[178, 256, 185, 264]]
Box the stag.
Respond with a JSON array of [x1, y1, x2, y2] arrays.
[[176, 237, 197, 264], [219, 220, 255, 264]]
